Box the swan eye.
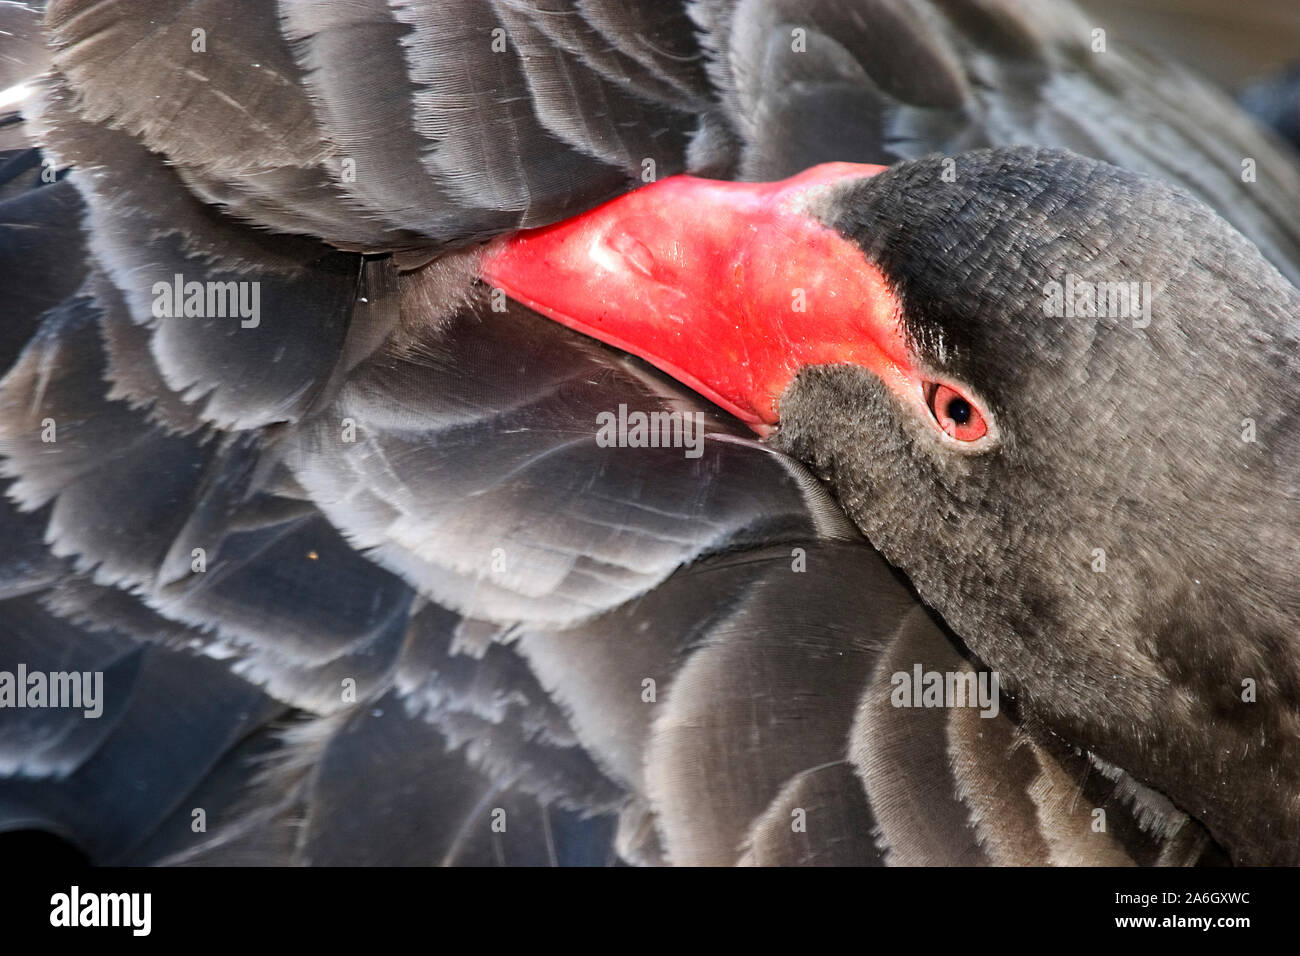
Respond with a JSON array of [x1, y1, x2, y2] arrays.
[[926, 382, 987, 441]]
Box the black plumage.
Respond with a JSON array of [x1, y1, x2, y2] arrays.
[[0, 0, 1295, 866]]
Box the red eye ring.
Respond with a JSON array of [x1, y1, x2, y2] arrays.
[[926, 382, 987, 441]]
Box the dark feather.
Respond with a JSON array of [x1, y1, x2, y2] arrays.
[[3, 0, 1292, 866]]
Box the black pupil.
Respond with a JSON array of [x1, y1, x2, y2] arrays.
[[946, 395, 972, 425]]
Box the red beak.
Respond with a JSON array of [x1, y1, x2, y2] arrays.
[[480, 163, 910, 435]]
